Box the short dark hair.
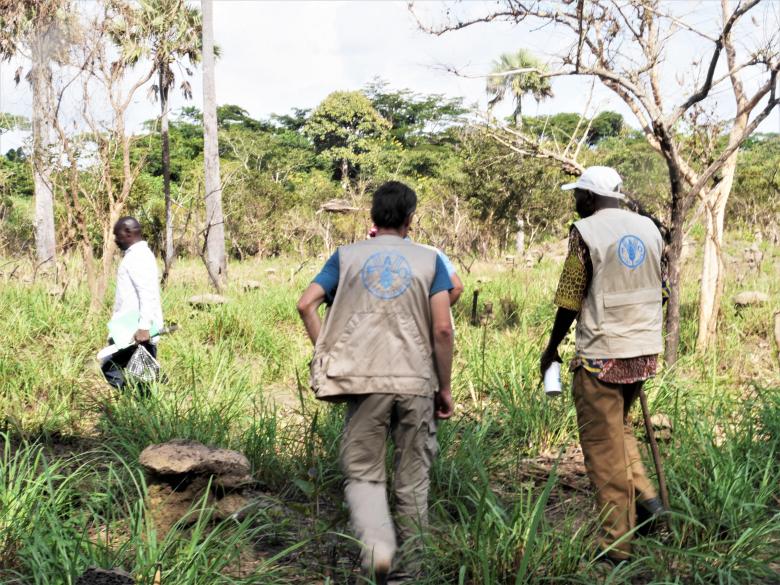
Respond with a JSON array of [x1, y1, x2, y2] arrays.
[[114, 216, 142, 233], [370, 181, 417, 229]]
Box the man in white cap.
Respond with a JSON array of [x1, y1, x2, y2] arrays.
[[540, 166, 666, 563]]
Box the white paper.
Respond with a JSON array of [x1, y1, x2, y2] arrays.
[[97, 343, 120, 364]]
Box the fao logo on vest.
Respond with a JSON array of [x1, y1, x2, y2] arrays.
[[361, 252, 412, 300], [618, 235, 646, 269]]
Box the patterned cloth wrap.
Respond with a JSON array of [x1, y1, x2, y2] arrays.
[[554, 227, 667, 384]]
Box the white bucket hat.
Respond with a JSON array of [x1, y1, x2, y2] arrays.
[[561, 166, 625, 199]]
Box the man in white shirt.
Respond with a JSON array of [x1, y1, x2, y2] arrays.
[[101, 216, 164, 392]]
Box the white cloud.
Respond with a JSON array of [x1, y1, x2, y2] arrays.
[[1, 0, 778, 155]]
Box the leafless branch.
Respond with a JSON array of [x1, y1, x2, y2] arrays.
[[669, 0, 763, 125], [638, 1, 718, 42], [690, 86, 779, 198], [489, 128, 585, 176], [407, 2, 523, 36]]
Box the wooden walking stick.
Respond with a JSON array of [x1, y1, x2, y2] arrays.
[[638, 387, 670, 511]]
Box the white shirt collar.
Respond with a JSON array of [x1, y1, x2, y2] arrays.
[[124, 240, 148, 255]]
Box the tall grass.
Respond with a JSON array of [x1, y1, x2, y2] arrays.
[[0, 438, 298, 584], [0, 436, 72, 568], [1, 239, 778, 583]]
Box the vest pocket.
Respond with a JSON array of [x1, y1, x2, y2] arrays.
[[325, 312, 432, 379], [603, 287, 660, 308], [602, 287, 662, 338]]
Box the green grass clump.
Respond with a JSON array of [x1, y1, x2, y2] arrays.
[[0, 437, 297, 584], [1, 436, 73, 568], [1, 239, 778, 583]]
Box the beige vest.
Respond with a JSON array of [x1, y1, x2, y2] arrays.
[[574, 208, 664, 359], [310, 236, 440, 401]]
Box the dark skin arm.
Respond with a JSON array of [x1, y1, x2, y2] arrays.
[[448, 273, 464, 306], [430, 290, 455, 419], [297, 283, 327, 345], [540, 307, 578, 378]]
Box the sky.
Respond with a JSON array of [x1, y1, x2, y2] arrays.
[[1, 0, 778, 153]]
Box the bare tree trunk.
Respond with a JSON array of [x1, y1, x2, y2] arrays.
[[340, 157, 349, 191], [201, 0, 226, 288], [663, 148, 691, 367], [160, 65, 174, 283], [665, 210, 684, 366], [696, 1, 751, 352], [696, 186, 727, 351], [513, 100, 522, 128], [63, 140, 97, 297], [94, 99, 143, 310], [515, 217, 525, 256], [696, 149, 739, 351], [31, 38, 56, 270]]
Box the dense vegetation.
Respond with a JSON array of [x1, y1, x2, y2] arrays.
[[2, 82, 779, 261], [1, 235, 778, 584]]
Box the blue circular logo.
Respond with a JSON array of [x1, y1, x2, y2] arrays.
[[618, 235, 646, 269], [361, 252, 412, 300]]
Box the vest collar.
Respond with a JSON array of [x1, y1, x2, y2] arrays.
[[372, 234, 406, 242], [592, 207, 622, 217]]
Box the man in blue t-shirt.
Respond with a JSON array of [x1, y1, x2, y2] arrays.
[[431, 247, 464, 305], [308, 245, 454, 307], [368, 225, 464, 306], [297, 181, 454, 584]]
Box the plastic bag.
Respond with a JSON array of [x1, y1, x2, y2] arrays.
[[126, 345, 160, 383]]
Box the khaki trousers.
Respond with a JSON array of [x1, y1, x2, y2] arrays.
[[572, 368, 658, 560], [340, 393, 437, 582]]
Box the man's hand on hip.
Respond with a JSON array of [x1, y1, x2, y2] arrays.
[[435, 387, 454, 420], [134, 329, 151, 344]]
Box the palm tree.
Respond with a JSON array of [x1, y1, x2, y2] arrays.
[[486, 49, 553, 127], [201, 0, 226, 289], [115, 0, 201, 281]]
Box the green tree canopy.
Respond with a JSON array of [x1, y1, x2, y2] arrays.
[[271, 108, 310, 132], [218, 105, 274, 132], [303, 91, 390, 185], [522, 111, 624, 146], [589, 111, 624, 144], [363, 79, 467, 147]]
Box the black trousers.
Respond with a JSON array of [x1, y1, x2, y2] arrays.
[[101, 340, 158, 392]]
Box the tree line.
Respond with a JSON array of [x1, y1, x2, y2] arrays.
[[2, 84, 777, 261]]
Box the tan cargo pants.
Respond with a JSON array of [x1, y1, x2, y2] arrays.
[[340, 393, 437, 583], [572, 368, 658, 560]]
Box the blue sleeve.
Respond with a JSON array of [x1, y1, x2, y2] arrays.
[[437, 249, 457, 276], [430, 254, 453, 297], [313, 251, 340, 304]]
